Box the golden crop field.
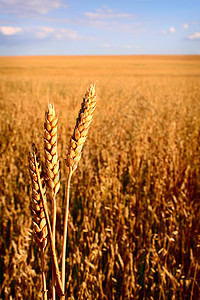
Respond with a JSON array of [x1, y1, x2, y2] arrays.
[[0, 55, 200, 299]]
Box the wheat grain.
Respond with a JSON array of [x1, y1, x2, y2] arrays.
[[66, 83, 96, 173], [29, 143, 48, 250], [29, 143, 48, 300], [44, 103, 60, 195]]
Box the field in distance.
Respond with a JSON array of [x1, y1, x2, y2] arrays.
[[0, 55, 200, 299]]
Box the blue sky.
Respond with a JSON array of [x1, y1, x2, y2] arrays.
[[0, 0, 199, 56]]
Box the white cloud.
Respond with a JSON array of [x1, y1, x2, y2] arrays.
[[35, 31, 47, 39], [34, 26, 93, 41], [161, 27, 175, 35], [57, 28, 82, 40], [0, 26, 21, 35], [169, 27, 175, 33], [35, 26, 55, 38], [96, 5, 113, 14], [56, 28, 95, 41], [183, 24, 188, 29], [84, 11, 133, 20], [81, 17, 146, 34], [0, 0, 65, 15], [188, 32, 200, 40], [82, 7, 150, 34], [42, 26, 55, 33], [84, 6, 135, 20]]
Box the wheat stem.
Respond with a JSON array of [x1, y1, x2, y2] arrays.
[[190, 262, 198, 300], [52, 195, 56, 300], [61, 168, 72, 293], [41, 250, 48, 300]]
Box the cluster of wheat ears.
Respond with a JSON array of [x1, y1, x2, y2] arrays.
[[28, 84, 96, 300]]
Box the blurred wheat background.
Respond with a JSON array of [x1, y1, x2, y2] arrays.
[[0, 55, 200, 299]]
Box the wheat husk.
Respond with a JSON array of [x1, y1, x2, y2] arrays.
[[66, 84, 96, 172], [44, 104, 60, 195], [29, 143, 48, 250]]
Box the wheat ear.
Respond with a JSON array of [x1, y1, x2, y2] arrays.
[[44, 103, 60, 196], [29, 143, 64, 298], [66, 84, 96, 173], [61, 84, 97, 293], [44, 104, 60, 300], [29, 144, 48, 300]]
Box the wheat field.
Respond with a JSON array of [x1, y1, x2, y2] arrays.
[[0, 55, 200, 299]]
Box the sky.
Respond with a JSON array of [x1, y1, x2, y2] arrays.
[[0, 0, 200, 56]]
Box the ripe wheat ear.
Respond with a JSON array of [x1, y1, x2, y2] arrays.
[[61, 83, 97, 293], [67, 83, 96, 173], [29, 143, 48, 300], [44, 103, 60, 195]]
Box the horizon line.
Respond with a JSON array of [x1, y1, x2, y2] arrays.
[[0, 54, 200, 58]]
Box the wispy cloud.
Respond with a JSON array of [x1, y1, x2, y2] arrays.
[[169, 27, 175, 33], [84, 11, 133, 20], [161, 27, 175, 35], [84, 5, 135, 20], [55, 28, 86, 40], [34, 27, 54, 39], [0, 0, 65, 15], [0, 26, 21, 35], [188, 32, 200, 40], [183, 23, 189, 29], [82, 6, 145, 34], [34, 26, 94, 41]]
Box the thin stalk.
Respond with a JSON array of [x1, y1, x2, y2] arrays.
[[61, 168, 73, 293], [158, 238, 170, 300], [41, 250, 48, 300], [190, 262, 197, 300], [52, 195, 56, 300]]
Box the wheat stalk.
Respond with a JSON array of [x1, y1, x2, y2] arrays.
[[44, 103, 60, 300], [29, 144, 48, 300], [61, 83, 97, 293]]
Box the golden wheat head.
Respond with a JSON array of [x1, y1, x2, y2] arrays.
[[44, 104, 60, 195], [29, 143, 48, 250], [66, 84, 96, 172]]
